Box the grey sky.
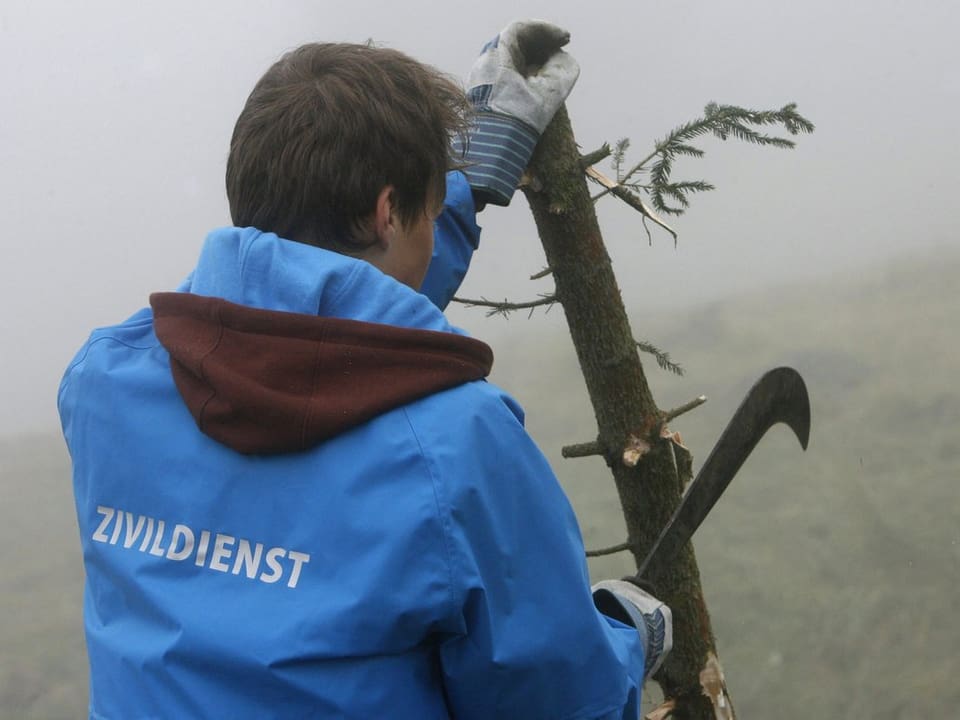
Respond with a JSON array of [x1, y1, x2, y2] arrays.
[[1, 0, 957, 436]]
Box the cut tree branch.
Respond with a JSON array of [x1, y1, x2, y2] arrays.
[[561, 440, 604, 459], [663, 395, 708, 424], [579, 143, 612, 168], [585, 541, 632, 558]]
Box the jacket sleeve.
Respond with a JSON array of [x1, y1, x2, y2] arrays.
[[425, 389, 645, 720], [419, 171, 481, 310]]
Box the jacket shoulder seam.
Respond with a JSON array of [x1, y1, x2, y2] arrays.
[[400, 406, 462, 630], [60, 333, 158, 399]]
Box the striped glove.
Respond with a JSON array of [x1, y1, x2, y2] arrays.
[[455, 20, 580, 206], [592, 579, 673, 679]]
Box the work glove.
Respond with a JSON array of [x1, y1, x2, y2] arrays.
[[454, 19, 580, 207], [592, 579, 673, 679]]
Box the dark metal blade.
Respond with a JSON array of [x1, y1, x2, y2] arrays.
[[636, 366, 810, 580]]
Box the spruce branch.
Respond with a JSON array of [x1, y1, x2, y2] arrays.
[[591, 102, 813, 220], [636, 340, 685, 376], [670, 143, 705, 158], [647, 102, 813, 214], [452, 294, 557, 318], [612, 137, 630, 181]]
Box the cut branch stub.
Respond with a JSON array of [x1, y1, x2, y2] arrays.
[[662, 395, 707, 424], [561, 440, 604, 459], [585, 165, 678, 241], [585, 541, 632, 558], [622, 433, 652, 468], [579, 143, 612, 168]]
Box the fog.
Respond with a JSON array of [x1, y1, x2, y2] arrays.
[[2, 0, 957, 434], [3, 3, 960, 717]]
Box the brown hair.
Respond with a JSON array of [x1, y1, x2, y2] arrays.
[[226, 43, 469, 252]]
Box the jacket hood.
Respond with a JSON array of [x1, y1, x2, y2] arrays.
[[151, 292, 492, 455]]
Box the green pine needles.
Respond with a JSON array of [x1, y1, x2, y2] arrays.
[[459, 101, 814, 377], [635, 339, 684, 377], [604, 102, 815, 218]]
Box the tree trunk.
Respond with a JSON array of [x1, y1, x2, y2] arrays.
[[521, 105, 733, 719]]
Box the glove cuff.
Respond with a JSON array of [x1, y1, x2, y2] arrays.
[[452, 111, 538, 207], [592, 579, 673, 679]]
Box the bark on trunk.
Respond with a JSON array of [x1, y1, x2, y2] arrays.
[[521, 105, 733, 719]]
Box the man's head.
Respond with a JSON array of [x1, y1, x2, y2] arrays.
[[226, 42, 469, 288]]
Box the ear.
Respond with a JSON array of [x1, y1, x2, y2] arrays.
[[371, 185, 400, 250]]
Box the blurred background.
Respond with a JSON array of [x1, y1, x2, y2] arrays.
[[2, 1, 957, 717]]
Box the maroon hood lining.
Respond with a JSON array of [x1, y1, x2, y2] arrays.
[[150, 292, 493, 455]]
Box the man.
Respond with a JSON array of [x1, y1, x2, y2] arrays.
[[59, 21, 671, 719]]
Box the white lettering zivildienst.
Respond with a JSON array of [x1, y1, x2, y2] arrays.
[[109, 510, 123, 545], [90, 506, 311, 589], [232, 540, 264, 579], [93, 506, 114, 542], [287, 551, 311, 589], [123, 512, 146, 549], [166, 525, 194, 561], [209, 534, 235, 572], [260, 547, 286, 584], [139, 517, 155, 553], [148, 520, 167, 557], [195, 530, 211, 567]]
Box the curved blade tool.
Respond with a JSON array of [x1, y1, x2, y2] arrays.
[[636, 366, 810, 580]]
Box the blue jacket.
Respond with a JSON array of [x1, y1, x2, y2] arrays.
[[59, 172, 644, 719]]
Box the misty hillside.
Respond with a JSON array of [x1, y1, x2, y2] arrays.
[[491, 247, 960, 718], [3, 249, 958, 718]]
